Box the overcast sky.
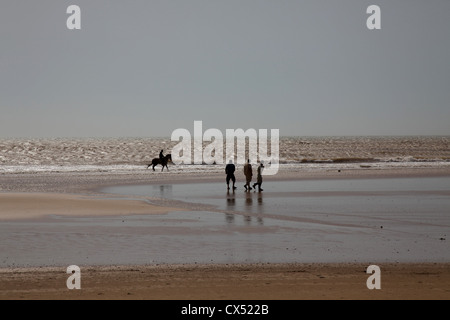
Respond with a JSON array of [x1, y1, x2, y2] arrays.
[[1, 0, 449, 138]]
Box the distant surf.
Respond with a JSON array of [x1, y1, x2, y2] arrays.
[[1, 136, 449, 174]]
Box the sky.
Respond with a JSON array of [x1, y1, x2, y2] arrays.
[[0, 0, 449, 138]]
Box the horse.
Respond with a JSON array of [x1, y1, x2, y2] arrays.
[[147, 154, 172, 171]]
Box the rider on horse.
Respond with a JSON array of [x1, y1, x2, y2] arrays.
[[148, 150, 172, 171]]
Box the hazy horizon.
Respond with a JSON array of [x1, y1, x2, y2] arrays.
[[1, 1, 449, 138], [1, 134, 449, 140]]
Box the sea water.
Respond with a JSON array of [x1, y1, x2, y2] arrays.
[[0, 136, 449, 174]]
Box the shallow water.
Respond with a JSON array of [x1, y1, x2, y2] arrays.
[[104, 177, 450, 224], [1, 177, 449, 268]]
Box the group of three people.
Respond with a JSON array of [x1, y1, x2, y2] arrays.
[[160, 149, 264, 192], [225, 159, 264, 192]]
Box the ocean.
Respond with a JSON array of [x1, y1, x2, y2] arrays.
[[0, 136, 449, 174]]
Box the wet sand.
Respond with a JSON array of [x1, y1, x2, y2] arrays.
[[1, 167, 449, 300], [0, 193, 184, 220]]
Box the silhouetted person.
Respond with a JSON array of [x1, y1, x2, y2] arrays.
[[225, 160, 237, 190], [243, 159, 253, 191], [253, 162, 264, 192], [159, 150, 164, 160]]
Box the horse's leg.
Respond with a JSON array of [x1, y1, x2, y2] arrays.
[[152, 164, 156, 171]]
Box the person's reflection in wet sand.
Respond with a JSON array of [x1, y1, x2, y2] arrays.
[[225, 213, 234, 224], [226, 189, 236, 206], [245, 191, 253, 207], [257, 217, 263, 225], [244, 192, 253, 225], [224, 190, 264, 225], [257, 192, 264, 225], [225, 190, 235, 223], [243, 192, 264, 226], [155, 184, 172, 197]]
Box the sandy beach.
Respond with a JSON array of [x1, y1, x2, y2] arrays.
[[1, 263, 449, 300], [1, 167, 449, 300], [0, 193, 184, 221]]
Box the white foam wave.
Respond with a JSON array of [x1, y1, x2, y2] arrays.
[[1, 136, 449, 174], [1, 161, 449, 175]]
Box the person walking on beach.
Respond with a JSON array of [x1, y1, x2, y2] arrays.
[[225, 160, 237, 191], [252, 162, 264, 192], [243, 159, 253, 191]]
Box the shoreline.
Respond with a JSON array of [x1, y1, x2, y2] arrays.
[[1, 166, 449, 195]]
